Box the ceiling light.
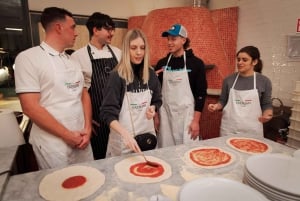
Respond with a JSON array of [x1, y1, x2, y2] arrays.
[[5, 27, 23, 31]]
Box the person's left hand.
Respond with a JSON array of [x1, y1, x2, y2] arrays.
[[258, 114, 273, 123], [77, 129, 91, 149], [188, 120, 200, 140], [146, 105, 156, 120]]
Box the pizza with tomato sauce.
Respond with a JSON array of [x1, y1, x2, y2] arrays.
[[184, 147, 235, 169], [39, 165, 105, 201], [115, 155, 172, 183], [226, 137, 271, 154]]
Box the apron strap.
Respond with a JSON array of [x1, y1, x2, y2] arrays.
[[86, 44, 118, 64], [107, 44, 118, 63], [232, 72, 257, 89], [87, 45, 94, 60], [165, 51, 187, 70], [232, 73, 239, 89]]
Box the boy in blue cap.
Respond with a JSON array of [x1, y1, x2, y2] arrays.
[[155, 24, 207, 147]]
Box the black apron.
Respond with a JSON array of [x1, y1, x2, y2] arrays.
[[87, 45, 118, 159]]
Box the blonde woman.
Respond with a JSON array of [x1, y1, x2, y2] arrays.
[[100, 29, 162, 156]]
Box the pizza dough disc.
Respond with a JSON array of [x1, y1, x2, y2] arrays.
[[39, 165, 105, 201], [226, 137, 272, 154], [114, 155, 172, 183], [184, 146, 236, 169]]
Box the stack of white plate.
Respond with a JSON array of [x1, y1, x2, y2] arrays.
[[179, 177, 270, 201], [243, 153, 300, 201], [288, 80, 300, 148]]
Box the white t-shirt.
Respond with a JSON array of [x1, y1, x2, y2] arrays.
[[15, 42, 83, 107], [71, 44, 121, 89]]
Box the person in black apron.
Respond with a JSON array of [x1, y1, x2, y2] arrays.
[[72, 12, 121, 159]]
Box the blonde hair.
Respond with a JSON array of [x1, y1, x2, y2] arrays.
[[116, 29, 150, 84]]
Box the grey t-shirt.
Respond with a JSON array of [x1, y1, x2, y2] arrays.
[[219, 72, 272, 111]]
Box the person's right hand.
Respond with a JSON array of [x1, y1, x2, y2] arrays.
[[63, 130, 83, 148], [122, 133, 141, 153], [155, 68, 163, 76], [146, 105, 155, 120], [208, 103, 219, 112]]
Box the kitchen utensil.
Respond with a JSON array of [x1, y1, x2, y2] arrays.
[[141, 153, 159, 167]]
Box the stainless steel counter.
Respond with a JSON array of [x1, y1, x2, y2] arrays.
[[1, 134, 296, 201]]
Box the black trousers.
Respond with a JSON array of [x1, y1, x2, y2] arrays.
[[90, 121, 110, 160]]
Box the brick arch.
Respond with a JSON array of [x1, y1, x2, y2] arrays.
[[128, 6, 238, 89]]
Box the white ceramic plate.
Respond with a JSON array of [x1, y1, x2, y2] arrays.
[[293, 149, 300, 159], [178, 177, 269, 201], [244, 170, 299, 201], [246, 153, 300, 196]]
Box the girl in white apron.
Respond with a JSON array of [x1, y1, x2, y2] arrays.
[[208, 46, 273, 136], [220, 72, 263, 136], [100, 29, 162, 156]]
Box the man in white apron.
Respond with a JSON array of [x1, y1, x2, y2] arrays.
[[155, 24, 207, 147], [15, 7, 93, 169]]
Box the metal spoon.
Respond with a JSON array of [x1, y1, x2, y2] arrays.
[[141, 153, 159, 167]]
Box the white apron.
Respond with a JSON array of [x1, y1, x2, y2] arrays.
[[158, 52, 195, 148], [220, 73, 263, 136], [30, 45, 93, 169], [106, 86, 156, 157]]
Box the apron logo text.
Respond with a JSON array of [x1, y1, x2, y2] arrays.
[[130, 101, 147, 111], [65, 81, 81, 90], [234, 99, 252, 107]]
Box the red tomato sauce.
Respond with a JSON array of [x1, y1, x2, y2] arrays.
[[190, 148, 231, 166], [62, 175, 87, 189], [230, 139, 268, 153], [129, 162, 164, 177]]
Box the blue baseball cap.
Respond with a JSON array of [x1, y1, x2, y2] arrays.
[[162, 24, 188, 38]]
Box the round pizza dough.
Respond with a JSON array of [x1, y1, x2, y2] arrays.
[[39, 165, 105, 201], [226, 137, 272, 154], [184, 146, 236, 169], [114, 155, 172, 183]]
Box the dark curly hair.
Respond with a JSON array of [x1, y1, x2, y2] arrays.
[[237, 46, 263, 73]]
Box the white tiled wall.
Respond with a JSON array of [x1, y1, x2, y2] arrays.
[[236, 0, 300, 107]]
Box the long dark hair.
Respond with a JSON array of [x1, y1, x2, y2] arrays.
[[237, 46, 263, 73]]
